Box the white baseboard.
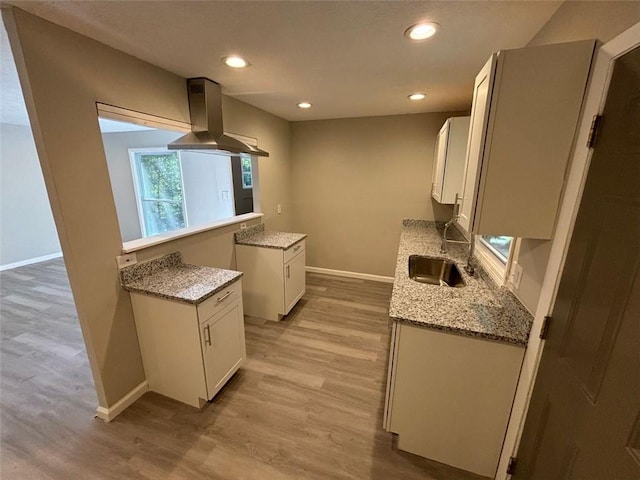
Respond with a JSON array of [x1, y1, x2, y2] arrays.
[[95, 381, 148, 422], [0, 252, 63, 271], [306, 266, 394, 284]]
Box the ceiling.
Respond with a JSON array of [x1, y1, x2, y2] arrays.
[[2, 1, 563, 124]]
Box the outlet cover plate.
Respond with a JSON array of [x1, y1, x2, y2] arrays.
[[510, 262, 523, 289], [116, 253, 137, 269]]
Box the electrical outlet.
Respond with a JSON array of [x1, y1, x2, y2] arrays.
[[510, 262, 523, 289], [277, 204, 282, 215], [116, 253, 137, 269], [240, 223, 247, 229]]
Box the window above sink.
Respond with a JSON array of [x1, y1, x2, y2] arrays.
[[475, 235, 514, 287], [480, 236, 513, 263]]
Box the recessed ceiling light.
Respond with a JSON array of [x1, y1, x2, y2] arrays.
[[222, 55, 250, 68], [408, 93, 426, 101], [405, 22, 440, 41], [297, 102, 312, 109]]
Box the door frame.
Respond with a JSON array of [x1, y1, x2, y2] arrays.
[[497, 22, 640, 479]]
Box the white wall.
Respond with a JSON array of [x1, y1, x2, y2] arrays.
[[180, 151, 235, 227], [528, 0, 640, 47], [0, 122, 60, 266]]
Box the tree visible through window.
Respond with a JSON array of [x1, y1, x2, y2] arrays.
[[131, 150, 187, 236]]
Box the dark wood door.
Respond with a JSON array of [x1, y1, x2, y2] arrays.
[[514, 46, 640, 479]]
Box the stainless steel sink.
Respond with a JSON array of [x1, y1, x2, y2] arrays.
[[408, 255, 466, 288]]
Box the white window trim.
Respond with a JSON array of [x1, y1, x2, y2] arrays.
[[121, 212, 264, 253], [474, 236, 515, 286], [97, 103, 191, 132]]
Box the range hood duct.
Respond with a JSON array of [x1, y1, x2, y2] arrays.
[[168, 77, 269, 157]]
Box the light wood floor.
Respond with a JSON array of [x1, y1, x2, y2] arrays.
[[1, 259, 486, 480]]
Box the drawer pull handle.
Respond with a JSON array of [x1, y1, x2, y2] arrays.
[[293, 245, 301, 252], [205, 325, 212, 346], [286, 265, 290, 279], [217, 291, 232, 303]]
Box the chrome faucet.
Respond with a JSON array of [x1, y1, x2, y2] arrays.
[[440, 194, 475, 276], [441, 217, 466, 253]]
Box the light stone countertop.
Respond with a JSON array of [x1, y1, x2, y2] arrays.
[[120, 252, 242, 305], [390, 219, 533, 346], [235, 223, 307, 250]]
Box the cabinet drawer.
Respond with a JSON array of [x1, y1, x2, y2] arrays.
[[284, 240, 305, 263], [197, 279, 242, 323]]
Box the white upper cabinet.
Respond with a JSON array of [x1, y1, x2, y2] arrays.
[[431, 116, 471, 204], [458, 56, 496, 233], [457, 40, 596, 239]]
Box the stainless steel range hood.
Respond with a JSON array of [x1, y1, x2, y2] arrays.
[[168, 78, 269, 157]]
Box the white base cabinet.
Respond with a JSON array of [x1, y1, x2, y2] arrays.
[[131, 279, 246, 408], [384, 322, 524, 478], [236, 240, 305, 321]]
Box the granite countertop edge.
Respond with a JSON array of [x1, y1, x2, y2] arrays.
[[234, 223, 308, 250], [389, 314, 528, 346], [122, 271, 243, 305], [236, 234, 307, 250], [120, 252, 243, 305]]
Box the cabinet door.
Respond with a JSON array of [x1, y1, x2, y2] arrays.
[[131, 294, 207, 408], [458, 42, 594, 239], [458, 54, 496, 234], [284, 249, 306, 314], [201, 300, 246, 399], [236, 244, 285, 321], [441, 117, 471, 204], [431, 121, 449, 203], [389, 324, 524, 477]]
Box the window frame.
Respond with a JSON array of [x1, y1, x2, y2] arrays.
[[241, 156, 253, 189], [129, 148, 189, 238], [474, 235, 515, 286], [480, 235, 511, 263]]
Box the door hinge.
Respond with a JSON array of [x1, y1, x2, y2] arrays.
[[587, 114, 603, 148], [540, 315, 552, 340], [507, 456, 517, 475]]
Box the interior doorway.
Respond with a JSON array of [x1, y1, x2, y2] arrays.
[[0, 23, 61, 270]]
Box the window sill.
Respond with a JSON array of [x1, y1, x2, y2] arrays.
[[474, 239, 508, 287], [121, 212, 264, 254]]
